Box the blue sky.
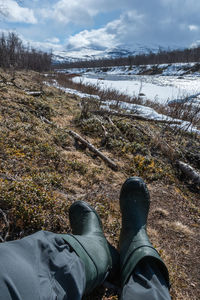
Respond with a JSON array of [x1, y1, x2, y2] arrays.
[[0, 0, 200, 53]]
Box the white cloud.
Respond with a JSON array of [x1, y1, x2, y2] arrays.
[[31, 41, 63, 52], [0, 0, 37, 24], [21, 38, 63, 52], [189, 25, 199, 32], [45, 37, 60, 43], [2, 0, 200, 52], [37, 0, 200, 50], [66, 10, 144, 50], [42, 0, 131, 25], [45, 0, 97, 25], [67, 28, 117, 50], [0, 29, 62, 52]]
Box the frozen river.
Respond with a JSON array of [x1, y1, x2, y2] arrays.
[[46, 72, 200, 135], [72, 74, 200, 104]]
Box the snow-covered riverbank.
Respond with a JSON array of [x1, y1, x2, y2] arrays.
[[72, 74, 200, 105], [59, 62, 200, 77], [45, 78, 200, 136]]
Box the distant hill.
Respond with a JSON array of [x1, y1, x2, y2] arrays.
[[52, 44, 160, 64]]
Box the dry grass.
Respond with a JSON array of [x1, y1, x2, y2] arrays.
[[158, 220, 194, 236], [0, 69, 199, 299]]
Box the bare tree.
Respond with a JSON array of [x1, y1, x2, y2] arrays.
[[0, 32, 52, 71]]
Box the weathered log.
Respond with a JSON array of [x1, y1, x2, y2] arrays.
[[177, 161, 200, 185], [68, 130, 118, 170], [90, 110, 181, 124], [26, 91, 43, 96]]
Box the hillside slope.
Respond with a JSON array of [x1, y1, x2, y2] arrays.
[[0, 70, 199, 299]]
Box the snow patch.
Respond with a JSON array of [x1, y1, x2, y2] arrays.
[[101, 100, 200, 135]]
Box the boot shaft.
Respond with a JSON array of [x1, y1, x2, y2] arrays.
[[119, 177, 170, 287]]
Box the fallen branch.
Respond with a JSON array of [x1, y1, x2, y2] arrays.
[[90, 110, 181, 124], [68, 130, 118, 170], [177, 161, 200, 185], [25, 91, 43, 97], [39, 118, 118, 170]]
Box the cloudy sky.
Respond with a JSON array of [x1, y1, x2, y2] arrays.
[[0, 0, 200, 53]]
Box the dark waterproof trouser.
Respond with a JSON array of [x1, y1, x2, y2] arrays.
[[0, 231, 171, 300]]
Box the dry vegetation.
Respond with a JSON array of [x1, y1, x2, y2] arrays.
[[0, 69, 199, 299]]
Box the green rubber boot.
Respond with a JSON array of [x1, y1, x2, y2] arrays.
[[119, 177, 170, 287], [60, 201, 118, 294]]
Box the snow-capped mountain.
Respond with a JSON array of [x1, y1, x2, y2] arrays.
[[52, 44, 160, 64]]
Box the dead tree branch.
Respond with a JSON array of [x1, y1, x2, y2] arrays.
[[68, 130, 118, 170], [25, 91, 43, 97]]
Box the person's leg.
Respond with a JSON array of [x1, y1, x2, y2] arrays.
[[0, 231, 86, 300], [119, 177, 170, 300], [121, 259, 171, 300], [60, 200, 119, 295], [0, 201, 118, 300]]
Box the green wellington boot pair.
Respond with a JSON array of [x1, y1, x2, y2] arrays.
[[61, 177, 170, 294]]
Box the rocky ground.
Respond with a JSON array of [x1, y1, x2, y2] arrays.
[[0, 70, 199, 299]]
